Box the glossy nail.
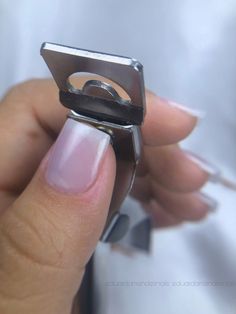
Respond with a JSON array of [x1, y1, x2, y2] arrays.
[[167, 100, 206, 120], [185, 151, 221, 182], [45, 118, 110, 194], [198, 192, 218, 212], [218, 176, 236, 192], [185, 151, 236, 192]]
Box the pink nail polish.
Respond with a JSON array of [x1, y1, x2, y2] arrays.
[[45, 118, 110, 194]]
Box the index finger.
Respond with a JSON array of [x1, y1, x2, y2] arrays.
[[142, 91, 202, 146]]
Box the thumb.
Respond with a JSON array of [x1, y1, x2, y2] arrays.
[[0, 118, 116, 314]]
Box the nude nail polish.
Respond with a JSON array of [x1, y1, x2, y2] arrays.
[[198, 192, 218, 212], [185, 151, 221, 182], [167, 100, 206, 120], [45, 118, 110, 194], [185, 151, 236, 191]]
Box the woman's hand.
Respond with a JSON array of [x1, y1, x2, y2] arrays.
[[0, 79, 217, 313], [131, 91, 218, 227]]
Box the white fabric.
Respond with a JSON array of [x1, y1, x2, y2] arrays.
[[0, 0, 236, 313]]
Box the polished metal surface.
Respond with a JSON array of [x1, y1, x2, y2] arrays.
[[41, 42, 148, 243], [41, 43, 146, 123], [68, 111, 141, 242]]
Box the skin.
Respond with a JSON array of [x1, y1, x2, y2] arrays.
[[0, 79, 212, 313]]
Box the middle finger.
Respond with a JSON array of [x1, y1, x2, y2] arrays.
[[145, 145, 219, 193]]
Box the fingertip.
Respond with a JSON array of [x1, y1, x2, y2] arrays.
[[143, 199, 183, 228], [143, 92, 201, 146], [150, 182, 215, 222], [146, 145, 210, 193]]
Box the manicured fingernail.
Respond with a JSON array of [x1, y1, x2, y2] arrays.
[[167, 100, 206, 120], [219, 177, 236, 192], [186, 151, 236, 192], [45, 118, 110, 194], [198, 192, 218, 212], [185, 151, 221, 182]]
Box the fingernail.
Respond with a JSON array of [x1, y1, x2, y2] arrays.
[[198, 192, 218, 212], [185, 151, 221, 183], [219, 177, 236, 192], [167, 100, 206, 120], [45, 118, 110, 194], [186, 151, 236, 192]]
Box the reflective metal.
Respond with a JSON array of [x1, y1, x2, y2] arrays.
[[41, 42, 146, 243]]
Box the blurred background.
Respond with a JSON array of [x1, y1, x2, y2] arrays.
[[0, 0, 236, 313]]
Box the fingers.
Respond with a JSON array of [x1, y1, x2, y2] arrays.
[[144, 145, 215, 193], [138, 91, 214, 194], [131, 175, 218, 223], [151, 181, 217, 221], [0, 79, 68, 201], [135, 93, 220, 223], [142, 92, 202, 146], [0, 75, 216, 314], [0, 80, 201, 205], [0, 120, 116, 314], [143, 200, 183, 228]]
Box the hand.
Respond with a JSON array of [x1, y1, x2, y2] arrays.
[[131, 92, 218, 227], [0, 79, 217, 313]]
